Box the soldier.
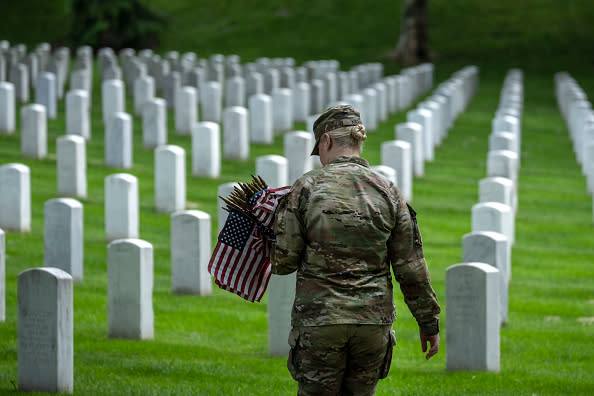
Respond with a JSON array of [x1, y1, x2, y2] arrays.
[[271, 105, 441, 396]]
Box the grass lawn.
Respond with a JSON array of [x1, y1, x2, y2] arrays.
[[0, 59, 592, 395], [0, 0, 593, 394]]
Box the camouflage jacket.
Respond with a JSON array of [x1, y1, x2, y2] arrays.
[[271, 156, 441, 335]]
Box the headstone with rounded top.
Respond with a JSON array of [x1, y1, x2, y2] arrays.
[[171, 210, 212, 295], [107, 239, 154, 340], [446, 262, 500, 372], [57, 135, 87, 198], [18, 267, 73, 393]]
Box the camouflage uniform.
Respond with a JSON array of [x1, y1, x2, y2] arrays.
[[271, 155, 440, 395]]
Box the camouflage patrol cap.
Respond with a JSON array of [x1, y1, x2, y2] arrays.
[[311, 105, 362, 155]]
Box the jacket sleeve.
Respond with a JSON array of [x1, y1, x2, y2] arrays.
[[388, 191, 441, 336], [270, 186, 305, 275]]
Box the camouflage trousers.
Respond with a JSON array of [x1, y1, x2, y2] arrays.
[[287, 324, 396, 396]]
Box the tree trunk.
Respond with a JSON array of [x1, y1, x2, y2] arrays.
[[390, 0, 430, 65]]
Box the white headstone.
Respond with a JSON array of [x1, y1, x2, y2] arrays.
[[0, 82, 15, 134], [104, 174, 139, 241], [246, 72, 264, 99], [163, 71, 181, 110], [446, 262, 500, 372], [361, 88, 378, 132], [201, 81, 222, 122], [69, 69, 91, 104], [249, 94, 273, 144], [260, 154, 296, 356], [133, 75, 155, 117], [225, 76, 245, 108], [105, 112, 133, 169], [273, 88, 293, 132], [21, 104, 47, 159], [102, 79, 125, 125], [142, 97, 167, 150], [155, 145, 186, 213], [56, 135, 87, 198], [407, 108, 434, 161], [396, 122, 424, 177], [293, 82, 310, 122], [175, 86, 197, 135], [107, 239, 154, 339], [384, 76, 397, 113], [381, 140, 412, 201], [171, 210, 212, 295], [372, 165, 397, 186], [44, 198, 83, 282], [462, 232, 509, 324], [472, 202, 514, 247], [325, 72, 337, 105], [487, 150, 518, 185], [35, 72, 57, 119], [284, 131, 313, 184], [479, 177, 515, 213], [268, 271, 296, 357], [492, 115, 521, 149], [256, 155, 288, 188], [393, 76, 405, 110], [18, 267, 73, 393], [432, 95, 449, 140], [223, 106, 249, 160], [310, 79, 324, 114], [374, 82, 388, 122], [217, 182, 239, 233], [418, 101, 442, 147], [492, 114, 520, 137], [191, 121, 221, 178], [66, 89, 90, 139], [13, 63, 29, 103], [489, 131, 517, 154], [0, 163, 31, 232], [264, 68, 280, 95]]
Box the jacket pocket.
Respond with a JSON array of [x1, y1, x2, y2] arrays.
[[287, 327, 300, 381], [407, 203, 424, 255]]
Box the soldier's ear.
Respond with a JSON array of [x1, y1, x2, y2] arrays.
[[322, 133, 332, 150]]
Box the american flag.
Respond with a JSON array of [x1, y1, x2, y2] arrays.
[[208, 186, 291, 302]]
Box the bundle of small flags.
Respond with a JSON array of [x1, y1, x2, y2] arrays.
[[208, 176, 291, 302]]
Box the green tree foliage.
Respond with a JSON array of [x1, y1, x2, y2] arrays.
[[68, 0, 166, 50]]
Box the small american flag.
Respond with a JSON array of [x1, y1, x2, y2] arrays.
[[209, 186, 291, 302]]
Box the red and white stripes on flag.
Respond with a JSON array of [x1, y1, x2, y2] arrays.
[[208, 186, 291, 302]]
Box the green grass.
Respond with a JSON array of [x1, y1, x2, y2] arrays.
[[0, 61, 593, 395], [0, 0, 593, 394]]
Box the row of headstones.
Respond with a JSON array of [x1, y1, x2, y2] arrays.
[[554, 72, 594, 222], [1, 204, 213, 392], [0, 123, 327, 230], [213, 65, 480, 358], [446, 69, 524, 372], [97, 45, 429, 113], [99, 59, 433, 144], [0, 40, 431, 136], [382, 65, 480, 201], [0, 60, 433, 180], [0, 41, 70, 104]]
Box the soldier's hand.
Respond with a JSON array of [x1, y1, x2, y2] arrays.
[[420, 332, 440, 360]]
